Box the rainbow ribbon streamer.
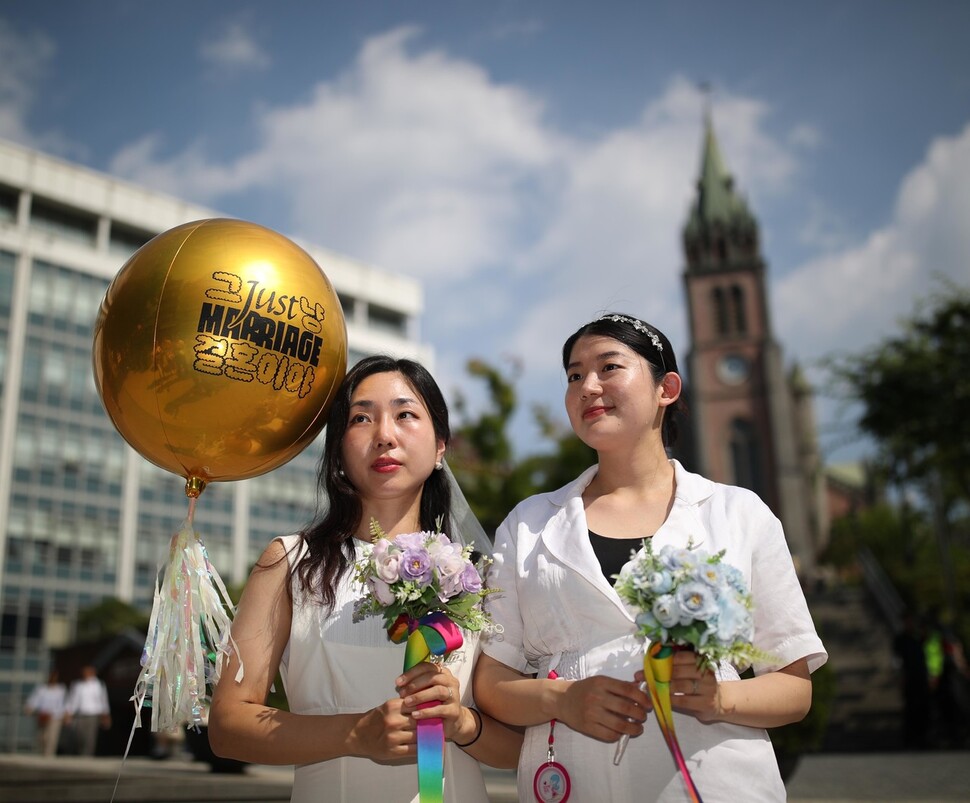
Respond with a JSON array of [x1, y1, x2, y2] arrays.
[[389, 611, 464, 803], [643, 642, 704, 803]]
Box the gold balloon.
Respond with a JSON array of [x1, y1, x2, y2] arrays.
[[93, 218, 347, 494]]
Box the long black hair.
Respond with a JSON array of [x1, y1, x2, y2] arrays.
[[294, 355, 452, 608], [561, 313, 687, 448]]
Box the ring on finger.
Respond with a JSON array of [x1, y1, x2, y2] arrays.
[[691, 679, 699, 695], [447, 687, 453, 700]]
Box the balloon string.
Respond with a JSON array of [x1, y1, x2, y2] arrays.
[[112, 500, 191, 802], [110, 682, 147, 803]]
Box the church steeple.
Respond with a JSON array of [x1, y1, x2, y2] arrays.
[[683, 114, 759, 273], [679, 110, 824, 575]]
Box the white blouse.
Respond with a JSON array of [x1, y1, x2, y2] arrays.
[[482, 460, 827, 802]]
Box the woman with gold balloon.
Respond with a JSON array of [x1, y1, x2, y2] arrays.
[[92, 218, 350, 734], [207, 356, 522, 803]]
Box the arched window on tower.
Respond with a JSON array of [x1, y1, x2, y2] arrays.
[[716, 236, 728, 263], [713, 287, 728, 335], [731, 284, 747, 334], [729, 418, 763, 497]]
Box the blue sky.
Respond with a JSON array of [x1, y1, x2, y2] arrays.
[[2, 1, 970, 463]]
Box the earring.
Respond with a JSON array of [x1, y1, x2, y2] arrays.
[[434, 462, 443, 471], [338, 468, 345, 477]]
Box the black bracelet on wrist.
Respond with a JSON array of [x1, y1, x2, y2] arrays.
[[453, 706, 483, 748]]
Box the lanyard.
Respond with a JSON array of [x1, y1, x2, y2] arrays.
[[533, 670, 572, 803]]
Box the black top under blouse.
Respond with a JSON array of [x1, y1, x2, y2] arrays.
[[588, 530, 645, 585]]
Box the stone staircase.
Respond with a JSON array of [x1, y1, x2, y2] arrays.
[[807, 583, 904, 752]]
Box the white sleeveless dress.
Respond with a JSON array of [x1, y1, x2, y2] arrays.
[[278, 534, 490, 803]]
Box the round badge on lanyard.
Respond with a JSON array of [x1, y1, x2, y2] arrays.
[[533, 671, 571, 803]]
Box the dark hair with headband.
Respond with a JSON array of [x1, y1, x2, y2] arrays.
[[561, 313, 687, 447]]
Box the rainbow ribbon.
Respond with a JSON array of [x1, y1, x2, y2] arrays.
[[642, 642, 704, 803], [389, 611, 464, 803]]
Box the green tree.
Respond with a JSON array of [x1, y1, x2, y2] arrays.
[[448, 358, 523, 535], [524, 403, 597, 494], [75, 596, 150, 641], [822, 503, 922, 573], [827, 281, 970, 638], [449, 358, 596, 536], [829, 282, 970, 503]]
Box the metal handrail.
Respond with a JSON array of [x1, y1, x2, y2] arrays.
[[857, 545, 907, 631]]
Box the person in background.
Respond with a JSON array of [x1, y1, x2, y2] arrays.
[[893, 610, 930, 749], [24, 670, 67, 757], [474, 312, 827, 802], [64, 665, 111, 756], [924, 610, 970, 748]]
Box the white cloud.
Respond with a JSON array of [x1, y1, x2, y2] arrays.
[[4, 14, 970, 465], [103, 31, 815, 449], [200, 19, 270, 73], [262, 26, 558, 279], [789, 123, 822, 150], [704, 91, 799, 199], [503, 76, 803, 420], [895, 124, 970, 271], [115, 26, 557, 283], [773, 118, 970, 459], [798, 197, 854, 252], [776, 229, 917, 357], [0, 18, 54, 144], [109, 134, 247, 198]]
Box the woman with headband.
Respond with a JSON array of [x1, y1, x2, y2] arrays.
[[474, 313, 826, 801]]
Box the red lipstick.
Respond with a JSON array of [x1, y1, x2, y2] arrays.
[[372, 457, 401, 473]]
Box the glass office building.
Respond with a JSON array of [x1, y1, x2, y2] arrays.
[[0, 138, 431, 751]]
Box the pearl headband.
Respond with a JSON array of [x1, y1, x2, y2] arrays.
[[597, 314, 665, 354]]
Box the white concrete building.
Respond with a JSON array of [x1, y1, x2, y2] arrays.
[[0, 138, 430, 751]]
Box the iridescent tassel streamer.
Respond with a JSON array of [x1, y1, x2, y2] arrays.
[[641, 642, 703, 802], [132, 497, 238, 733], [389, 611, 464, 803]]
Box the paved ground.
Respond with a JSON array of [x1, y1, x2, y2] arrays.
[[783, 752, 969, 802], [1, 750, 968, 801]]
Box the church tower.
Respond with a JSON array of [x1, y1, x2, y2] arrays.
[[681, 113, 825, 572]]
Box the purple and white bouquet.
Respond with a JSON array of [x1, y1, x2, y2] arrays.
[[353, 520, 497, 800], [615, 538, 764, 667], [353, 519, 495, 633]]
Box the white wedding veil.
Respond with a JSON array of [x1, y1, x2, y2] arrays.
[[442, 460, 493, 557]]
